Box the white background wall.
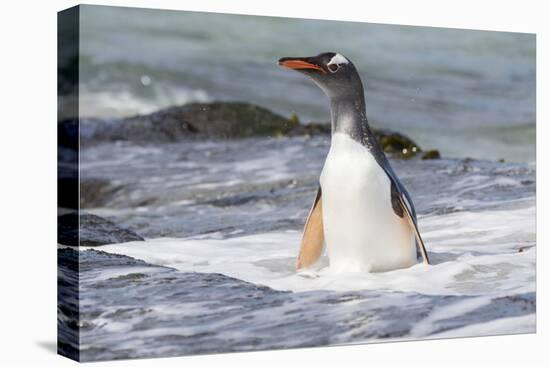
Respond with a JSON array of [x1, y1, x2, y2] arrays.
[[0, 0, 547, 366]]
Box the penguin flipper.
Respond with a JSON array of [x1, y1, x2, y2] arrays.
[[297, 187, 324, 270], [398, 194, 430, 264], [390, 180, 430, 265]]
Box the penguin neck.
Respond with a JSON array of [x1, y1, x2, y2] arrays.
[[329, 93, 376, 149]]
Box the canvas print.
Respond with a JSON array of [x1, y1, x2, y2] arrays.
[[57, 5, 536, 362]]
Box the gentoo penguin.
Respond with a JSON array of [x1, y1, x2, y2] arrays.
[[278, 52, 430, 272]]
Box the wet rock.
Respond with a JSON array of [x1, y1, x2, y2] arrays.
[[75, 102, 438, 159], [288, 113, 300, 125], [80, 102, 296, 144], [288, 121, 332, 136], [287, 121, 430, 159], [80, 178, 122, 208], [69, 247, 535, 361], [171, 102, 296, 138], [58, 212, 144, 246], [79, 115, 196, 146], [373, 129, 421, 158], [421, 149, 441, 160], [291, 123, 440, 159]]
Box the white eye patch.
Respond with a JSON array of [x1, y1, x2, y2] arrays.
[[328, 53, 349, 66]]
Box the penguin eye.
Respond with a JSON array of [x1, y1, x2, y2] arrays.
[[328, 63, 339, 73]]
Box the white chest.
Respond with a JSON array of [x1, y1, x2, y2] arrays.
[[319, 133, 416, 272]]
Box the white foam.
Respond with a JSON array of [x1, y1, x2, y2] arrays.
[[79, 87, 211, 118], [84, 203, 535, 297]]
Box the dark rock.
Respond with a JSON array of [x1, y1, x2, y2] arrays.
[[80, 116, 196, 146], [289, 122, 441, 160], [421, 149, 441, 160], [157, 102, 296, 138], [288, 121, 332, 136], [79, 102, 297, 144], [76, 101, 437, 159], [58, 212, 144, 246], [288, 113, 300, 125], [373, 129, 421, 158], [80, 178, 121, 208], [287, 121, 430, 160], [69, 246, 536, 361]]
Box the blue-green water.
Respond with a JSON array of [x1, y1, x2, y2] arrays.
[[76, 5, 535, 162]]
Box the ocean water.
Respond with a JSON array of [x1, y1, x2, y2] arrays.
[[75, 5, 536, 162], [57, 5, 537, 360], [64, 135, 536, 361]]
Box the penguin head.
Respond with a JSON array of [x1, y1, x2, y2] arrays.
[[278, 52, 363, 100]]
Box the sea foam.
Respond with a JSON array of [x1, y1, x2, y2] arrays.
[[87, 200, 535, 298]]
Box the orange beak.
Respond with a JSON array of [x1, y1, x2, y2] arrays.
[[278, 58, 326, 74]]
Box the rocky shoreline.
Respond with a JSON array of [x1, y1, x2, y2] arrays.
[[62, 101, 440, 160], [57, 101, 532, 249], [58, 212, 144, 246], [58, 245, 535, 361], [58, 102, 536, 359], [58, 101, 443, 247]]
